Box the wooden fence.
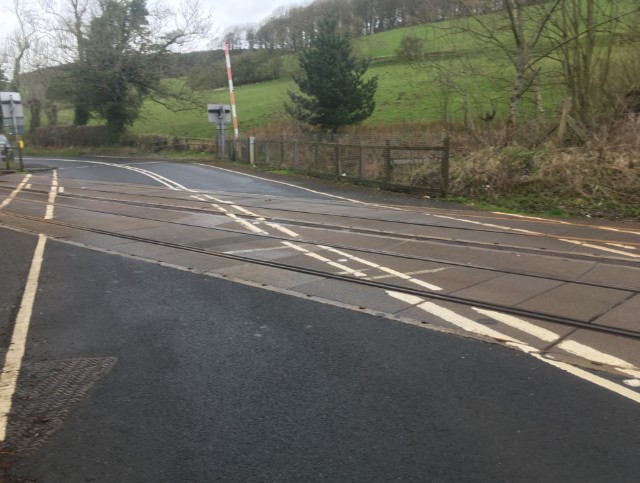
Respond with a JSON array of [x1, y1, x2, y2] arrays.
[[28, 126, 449, 195], [193, 134, 451, 196]]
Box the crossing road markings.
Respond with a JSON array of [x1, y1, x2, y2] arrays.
[[472, 308, 638, 371], [45, 170, 59, 220], [560, 238, 640, 258], [0, 173, 31, 209], [386, 291, 640, 405]]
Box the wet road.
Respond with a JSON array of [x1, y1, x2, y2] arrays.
[[0, 156, 638, 482]]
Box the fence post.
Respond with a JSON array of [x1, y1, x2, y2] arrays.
[[359, 142, 365, 180], [384, 140, 392, 180], [265, 138, 270, 165], [313, 142, 319, 173], [280, 134, 285, 165], [335, 144, 341, 177], [293, 139, 298, 170], [441, 137, 450, 196]]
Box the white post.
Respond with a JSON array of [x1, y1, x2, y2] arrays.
[[224, 42, 239, 142]]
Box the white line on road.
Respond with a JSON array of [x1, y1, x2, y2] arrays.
[[472, 308, 558, 342], [605, 243, 636, 249], [532, 354, 640, 404], [38, 158, 195, 192], [322, 246, 443, 291], [194, 163, 395, 207], [0, 173, 32, 209], [231, 204, 301, 238], [560, 238, 640, 259], [435, 213, 640, 258], [472, 308, 639, 371], [0, 234, 47, 441], [433, 214, 544, 236], [45, 170, 59, 220], [386, 291, 640, 405], [283, 241, 368, 277], [226, 246, 291, 255]]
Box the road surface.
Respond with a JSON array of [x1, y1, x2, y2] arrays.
[[0, 155, 638, 482]]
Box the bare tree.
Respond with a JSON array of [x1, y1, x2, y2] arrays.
[[1, 0, 42, 91], [452, 0, 562, 141], [545, 0, 640, 126]]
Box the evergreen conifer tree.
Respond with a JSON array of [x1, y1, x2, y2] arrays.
[[286, 15, 378, 132]]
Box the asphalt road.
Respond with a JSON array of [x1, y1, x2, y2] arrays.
[[1, 228, 639, 482], [0, 156, 638, 482]]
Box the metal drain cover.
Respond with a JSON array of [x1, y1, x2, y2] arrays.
[[5, 357, 116, 455]]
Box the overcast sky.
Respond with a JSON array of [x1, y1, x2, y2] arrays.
[[211, 0, 303, 32], [0, 0, 305, 40]]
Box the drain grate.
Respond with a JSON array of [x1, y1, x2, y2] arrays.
[[4, 357, 116, 455]]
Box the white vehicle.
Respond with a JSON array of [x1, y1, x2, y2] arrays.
[[0, 133, 14, 161]]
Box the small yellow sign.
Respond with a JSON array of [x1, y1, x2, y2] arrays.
[[18, 136, 24, 149]]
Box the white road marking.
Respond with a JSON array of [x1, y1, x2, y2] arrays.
[[25, 183, 31, 190], [117, 164, 192, 191], [226, 246, 291, 255], [0, 234, 47, 441], [557, 341, 637, 370], [368, 268, 448, 281], [532, 354, 640, 404], [208, 201, 269, 235], [45, 170, 59, 219], [322, 246, 443, 291], [200, 192, 441, 288], [202, 194, 232, 204], [0, 173, 31, 209], [473, 308, 639, 371], [195, 163, 394, 207], [37, 158, 195, 192], [418, 301, 518, 341], [44, 160, 640, 395], [227, 213, 268, 234], [618, 368, 640, 379], [387, 291, 517, 340], [598, 226, 640, 236], [433, 214, 543, 236], [283, 241, 367, 277], [605, 243, 636, 250], [388, 291, 640, 404], [230, 204, 300, 238], [492, 212, 573, 224], [436, 213, 640, 258], [560, 238, 640, 258], [471, 308, 557, 341]]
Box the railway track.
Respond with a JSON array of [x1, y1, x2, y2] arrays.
[[2, 166, 640, 391], [1, 204, 639, 342]]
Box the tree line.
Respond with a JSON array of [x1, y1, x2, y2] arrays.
[[221, 0, 550, 51]]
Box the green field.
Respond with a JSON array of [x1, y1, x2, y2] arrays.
[[107, 2, 638, 138]]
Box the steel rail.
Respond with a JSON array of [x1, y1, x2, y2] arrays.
[[1, 209, 639, 341]]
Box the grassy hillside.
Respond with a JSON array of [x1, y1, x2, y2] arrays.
[[96, 0, 638, 140], [130, 12, 572, 137]]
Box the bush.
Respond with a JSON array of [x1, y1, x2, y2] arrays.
[[395, 35, 424, 62]]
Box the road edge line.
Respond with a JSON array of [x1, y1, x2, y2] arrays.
[[0, 233, 47, 441]]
